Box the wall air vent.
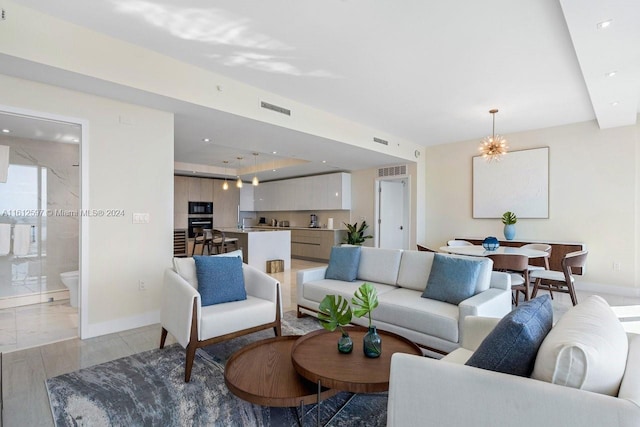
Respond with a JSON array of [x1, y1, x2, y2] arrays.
[[261, 101, 291, 116], [373, 137, 389, 146], [1, 9, 5, 20], [378, 165, 407, 177]]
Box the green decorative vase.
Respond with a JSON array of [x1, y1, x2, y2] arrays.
[[363, 326, 382, 358], [338, 332, 353, 354]]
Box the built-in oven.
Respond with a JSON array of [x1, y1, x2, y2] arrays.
[[188, 217, 213, 238], [188, 201, 213, 215]]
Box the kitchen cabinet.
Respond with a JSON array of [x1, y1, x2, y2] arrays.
[[174, 176, 239, 229], [239, 185, 254, 211], [174, 176, 190, 229], [254, 172, 351, 211], [213, 181, 240, 228], [291, 229, 348, 261]]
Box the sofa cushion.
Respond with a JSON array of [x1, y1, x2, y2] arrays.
[[377, 288, 460, 343], [325, 246, 361, 281], [422, 254, 482, 304], [532, 295, 628, 396], [194, 256, 247, 306], [357, 247, 403, 285], [303, 279, 398, 306], [396, 250, 435, 291], [465, 295, 553, 377], [173, 250, 244, 288]]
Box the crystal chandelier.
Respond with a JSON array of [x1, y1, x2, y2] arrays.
[[479, 109, 508, 162]]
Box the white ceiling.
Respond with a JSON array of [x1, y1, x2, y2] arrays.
[[2, 0, 639, 180]]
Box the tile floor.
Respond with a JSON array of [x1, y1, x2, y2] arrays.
[[1, 258, 639, 426]]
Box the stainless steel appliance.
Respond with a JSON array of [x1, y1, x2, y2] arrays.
[[188, 201, 213, 215], [280, 220, 290, 227], [309, 214, 319, 228], [271, 218, 278, 227], [188, 217, 213, 238]]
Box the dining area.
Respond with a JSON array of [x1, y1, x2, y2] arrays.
[[433, 238, 588, 307]]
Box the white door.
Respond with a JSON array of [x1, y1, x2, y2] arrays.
[[378, 180, 406, 249]]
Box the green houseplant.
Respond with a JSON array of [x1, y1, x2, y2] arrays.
[[502, 211, 517, 240], [343, 221, 373, 245], [318, 294, 353, 353], [352, 282, 381, 357]]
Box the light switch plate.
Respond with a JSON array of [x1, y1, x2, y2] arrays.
[[132, 213, 150, 224]]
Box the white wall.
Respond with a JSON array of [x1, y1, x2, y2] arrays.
[[0, 74, 174, 337], [425, 119, 639, 293]]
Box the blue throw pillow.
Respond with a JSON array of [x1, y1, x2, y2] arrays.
[[465, 295, 553, 377], [193, 256, 246, 306], [422, 254, 482, 304], [325, 246, 362, 282]]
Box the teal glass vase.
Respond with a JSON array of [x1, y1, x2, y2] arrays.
[[363, 326, 382, 358], [337, 332, 353, 354]]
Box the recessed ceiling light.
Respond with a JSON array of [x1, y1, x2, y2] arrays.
[[610, 101, 619, 107], [605, 71, 617, 77], [322, 160, 327, 163], [597, 19, 612, 29], [202, 138, 211, 142], [1, 129, 9, 133], [272, 169, 276, 172], [272, 151, 277, 154]]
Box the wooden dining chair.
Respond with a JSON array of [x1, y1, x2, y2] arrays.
[[520, 243, 551, 271], [191, 227, 212, 256], [530, 250, 588, 306], [487, 254, 530, 306], [417, 244, 437, 252]]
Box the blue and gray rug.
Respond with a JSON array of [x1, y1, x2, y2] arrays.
[[46, 312, 388, 426]]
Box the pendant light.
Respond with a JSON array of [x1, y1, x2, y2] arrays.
[[236, 157, 243, 188], [252, 152, 260, 186], [222, 160, 229, 190], [479, 109, 508, 162]]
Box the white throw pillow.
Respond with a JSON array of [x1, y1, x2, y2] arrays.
[[172, 250, 244, 289], [531, 295, 628, 396]]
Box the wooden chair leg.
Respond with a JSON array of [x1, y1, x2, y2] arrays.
[[184, 342, 197, 382], [568, 283, 578, 306], [159, 327, 168, 349], [531, 278, 541, 298]]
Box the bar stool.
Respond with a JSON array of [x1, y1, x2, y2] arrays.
[[208, 229, 239, 254], [191, 227, 212, 256]]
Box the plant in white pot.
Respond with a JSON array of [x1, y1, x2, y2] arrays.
[[502, 211, 517, 240]]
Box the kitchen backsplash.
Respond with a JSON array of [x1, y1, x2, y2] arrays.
[[255, 211, 351, 229]]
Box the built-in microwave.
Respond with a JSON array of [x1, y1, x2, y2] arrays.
[[188, 201, 213, 215]]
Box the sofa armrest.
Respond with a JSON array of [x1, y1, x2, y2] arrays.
[[242, 263, 282, 315], [387, 353, 640, 427], [161, 268, 200, 348], [458, 288, 512, 343], [296, 266, 328, 301], [460, 316, 502, 351], [489, 270, 511, 290]]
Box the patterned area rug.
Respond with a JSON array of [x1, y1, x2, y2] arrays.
[[46, 312, 388, 426]]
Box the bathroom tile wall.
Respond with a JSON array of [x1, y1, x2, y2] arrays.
[[0, 135, 79, 296]]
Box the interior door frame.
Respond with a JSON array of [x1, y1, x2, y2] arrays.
[[374, 175, 411, 249], [0, 103, 89, 339]]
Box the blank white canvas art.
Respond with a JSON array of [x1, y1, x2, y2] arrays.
[[473, 147, 549, 218]]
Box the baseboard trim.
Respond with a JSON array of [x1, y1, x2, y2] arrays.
[[81, 310, 160, 339], [576, 281, 640, 298]]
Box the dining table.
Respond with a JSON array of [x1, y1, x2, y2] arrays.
[[439, 245, 549, 259]]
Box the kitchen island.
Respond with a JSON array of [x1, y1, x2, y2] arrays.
[[219, 228, 291, 273]]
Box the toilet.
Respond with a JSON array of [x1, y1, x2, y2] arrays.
[[60, 270, 79, 308]]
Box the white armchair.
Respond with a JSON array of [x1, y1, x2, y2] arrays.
[[160, 256, 282, 382]]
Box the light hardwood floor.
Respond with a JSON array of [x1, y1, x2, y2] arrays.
[[2, 258, 639, 426]]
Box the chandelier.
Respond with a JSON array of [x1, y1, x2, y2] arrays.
[[479, 109, 508, 162]]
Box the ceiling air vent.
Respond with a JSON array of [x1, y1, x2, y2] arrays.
[[261, 101, 291, 116], [378, 165, 407, 177], [373, 137, 388, 146]]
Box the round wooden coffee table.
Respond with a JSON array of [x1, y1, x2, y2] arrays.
[[291, 326, 422, 394], [224, 335, 338, 407]]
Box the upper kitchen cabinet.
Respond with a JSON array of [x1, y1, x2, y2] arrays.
[[213, 181, 240, 228], [254, 172, 351, 211], [239, 185, 254, 211]]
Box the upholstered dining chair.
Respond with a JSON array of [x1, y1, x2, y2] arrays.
[[530, 250, 588, 306], [487, 254, 530, 306], [447, 240, 473, 247], [520, 243, 552, 271], [207, 229, 239, 254]]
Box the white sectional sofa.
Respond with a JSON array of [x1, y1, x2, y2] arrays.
[[387, 295, 640, 427], [297, 247, 512, 356]]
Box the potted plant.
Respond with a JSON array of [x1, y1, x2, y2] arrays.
[[352, 282, 381, 358], [318, 294, 354, 353], [502, 211, 517, 240], [343, 221, 373, 245]]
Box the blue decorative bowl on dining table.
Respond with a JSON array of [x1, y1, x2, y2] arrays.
[[482, 236, 500, 251]]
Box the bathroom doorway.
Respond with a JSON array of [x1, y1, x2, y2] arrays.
[[0, 110, 81, 352]]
